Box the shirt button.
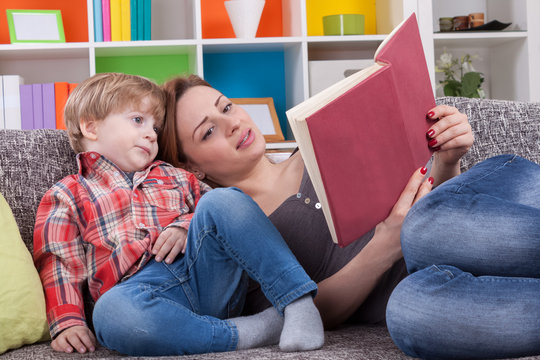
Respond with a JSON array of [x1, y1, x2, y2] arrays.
[[133, 193, 138, 198], [90, 153, 97, 159], [139, 223, 145, 228], [304, 198, 311, 204], [315, 202, 321, 209], [157, 179, 164, 185], [296, 193, 302, 198], [114, 171, 121, 177]]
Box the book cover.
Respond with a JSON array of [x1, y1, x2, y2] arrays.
[[42, 83, 56, 129], [68, 83, 78, 95], [110, 0, 122, 41], [19, 84, 34, 130], [32, 84, 44, 129], [137, 0, 144, 40], [121, 0, 131, 41], [102, 0, 112, 41], [286, 14, 434, 247], [0, 76, 4, 129], [54, 82, 69, 130], [94, 0, 104, 42], [3, 75, 23, 129], [143, 0, 151, 40], [130, 0, 138, 40]]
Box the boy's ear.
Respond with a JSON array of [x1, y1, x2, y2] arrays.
[[80, 119, 99, 141]]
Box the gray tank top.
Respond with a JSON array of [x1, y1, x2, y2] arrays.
[[243, 163, 407, 324]]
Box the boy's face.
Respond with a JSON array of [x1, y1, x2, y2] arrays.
[[89, 97, 161, 172]]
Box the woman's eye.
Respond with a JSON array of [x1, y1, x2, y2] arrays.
[[202, 126, 214, 140], [153, 127, 160, 134], [223, 103, 232, 113]]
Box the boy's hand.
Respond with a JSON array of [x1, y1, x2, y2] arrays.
[[152, 227, 188, 263], [51, 325, 96, 353]]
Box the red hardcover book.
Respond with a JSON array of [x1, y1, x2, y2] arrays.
[[54, 82, 69, 130], [286, 14, 435, 247]]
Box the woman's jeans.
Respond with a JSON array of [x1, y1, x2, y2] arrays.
[[387, 155, 540, 359], [92, 187, 317, 356]]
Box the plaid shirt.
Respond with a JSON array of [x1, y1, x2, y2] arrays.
[[33, 152, 211, 338]]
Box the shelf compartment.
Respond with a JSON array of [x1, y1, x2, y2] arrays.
[[307, 37, 385, 60], [151, 0, 195, 40], [433, 31, 528, 47]]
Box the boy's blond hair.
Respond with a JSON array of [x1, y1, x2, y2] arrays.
[[64, 73, 166, 153]]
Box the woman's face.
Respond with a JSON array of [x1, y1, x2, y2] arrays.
[[175, 85, 267, 183]]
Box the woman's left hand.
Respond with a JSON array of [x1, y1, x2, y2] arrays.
[[426, 105, 474, 166]]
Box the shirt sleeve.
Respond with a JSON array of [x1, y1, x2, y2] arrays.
[[33, 185, 88, 338]]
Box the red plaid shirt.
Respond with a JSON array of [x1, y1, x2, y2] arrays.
[[33, 152, 210, 337]]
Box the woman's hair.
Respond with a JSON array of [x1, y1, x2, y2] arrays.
[[64, 72, 166, 153], [158, 74, 212, 168]]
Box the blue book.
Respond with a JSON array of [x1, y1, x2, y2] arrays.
[[143, 0, 151, 40], [94, 0, 104, 42], [32, 84, 43, 129], [130, 0, 138, 40], [137, 0, 144, 40]]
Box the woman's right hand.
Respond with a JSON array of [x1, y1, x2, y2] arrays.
[[373, 167, 434, 263]]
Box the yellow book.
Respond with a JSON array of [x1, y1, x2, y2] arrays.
[[121, 0, 131, 41], [110, 0, 122, 41]]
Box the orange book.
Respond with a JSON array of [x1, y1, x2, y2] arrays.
[[54, 82, 69, 130], [286, 14, 434, 247], [68, 83, 78, 95]]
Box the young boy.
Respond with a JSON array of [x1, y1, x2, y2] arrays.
[[33, 73, 324, 356]]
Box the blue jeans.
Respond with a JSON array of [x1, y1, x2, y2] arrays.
[[92, 187, 317, 356], [387, 155, 540, 359]]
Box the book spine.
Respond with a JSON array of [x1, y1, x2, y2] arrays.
[[130, 0, 138, 41], [102, 0, 111, 41], [19, 84, 34, 130], [54, 82, 69, 130], [94, 0, 104, 42], [137, 0, 144, 40], [110, 0, 122, 41], [143, 0, 151, 40], [121, 0, 131, 41], [3, 75, 23, 129], [42, 83, 56, 129], [32, 84, 44, 129], [0, 76, 4, 129]]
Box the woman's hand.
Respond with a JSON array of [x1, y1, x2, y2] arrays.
[[426, 105, 474, 184], [152, 227, 188, 263], [51, 326, 96, 353]]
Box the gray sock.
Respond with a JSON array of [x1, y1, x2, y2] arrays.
[[231, 307, 284, 350], [279, 295, 324, 352]]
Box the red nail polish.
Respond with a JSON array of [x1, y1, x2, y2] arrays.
[[427, 111, 435, 119], [428, 138, 438, 147], [427, 129, 435, 138], [420, 167, 427, 175], [428, 177, 434, 184]]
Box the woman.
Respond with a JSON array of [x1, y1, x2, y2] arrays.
[[158, 75, 539, 358]]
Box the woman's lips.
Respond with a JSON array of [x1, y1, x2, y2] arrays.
[[237, 129, 254, 149]]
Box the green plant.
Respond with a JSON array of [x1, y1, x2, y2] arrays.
[[436, 51, 485, 98]]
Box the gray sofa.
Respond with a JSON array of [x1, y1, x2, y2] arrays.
[[0, 97, 539, 359]]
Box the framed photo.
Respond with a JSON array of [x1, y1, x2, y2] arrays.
[[6, 9, 66, 44], [232, 97, 284, 142]]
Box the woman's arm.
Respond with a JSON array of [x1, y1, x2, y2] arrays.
[[314, 168, 433, 329], [426, 105, 474, 186]]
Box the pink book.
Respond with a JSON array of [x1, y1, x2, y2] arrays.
[[32, 84, 43, 129], [19, 84, 34, 130], [102, 0, 111, 41], [42, 83, 56, 129]]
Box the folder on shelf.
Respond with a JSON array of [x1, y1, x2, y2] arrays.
[[102, 0, 112, 41], [143, 0, 151, 40], [32, 84, 43, 129], [3, 75, 23, 130], [43, 83, 56, 129], [130, 0, 138, 40], [94, 0, 104, 42], [121, 0, 131, 41], [286, 14, 434, 247], [54, 82, 69, 130], [110, 0, 122, 41], [19, 84, 34, 130], [0, 76, 4, 129], [137, 0, 144, 40]]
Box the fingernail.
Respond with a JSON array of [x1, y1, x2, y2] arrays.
[[420, 167, 427, 175], [428, 138, 438, 147], [90, 347, 95, 352], [426, 129, 435, 138], [428, 177, 434, 184], [155, 256, 162, 262], [80, 347, 86, 353], [427, 111, 435, 119]]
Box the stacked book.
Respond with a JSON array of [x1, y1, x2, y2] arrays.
[[94, 0, 152, 42], [0, 75, 77, 130]]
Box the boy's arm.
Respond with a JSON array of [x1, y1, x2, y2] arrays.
[[33, 187, 89, 339]]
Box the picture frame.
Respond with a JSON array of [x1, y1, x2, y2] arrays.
[[231, 97, 284, 142], [6, 9, 66, 44]]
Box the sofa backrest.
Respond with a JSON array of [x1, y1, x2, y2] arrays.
[[0, 97, 539, 252]]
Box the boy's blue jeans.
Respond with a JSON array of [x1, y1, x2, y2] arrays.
[[92, 187, 317, 356], [387, 155, 540, 359]]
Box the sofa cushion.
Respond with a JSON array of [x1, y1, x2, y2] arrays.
[[0, 192, 50, 354]]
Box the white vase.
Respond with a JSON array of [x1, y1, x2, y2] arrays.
[[224, 0, 266, 39]]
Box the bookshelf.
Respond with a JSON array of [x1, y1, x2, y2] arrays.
[[0, 0, 538, 140]]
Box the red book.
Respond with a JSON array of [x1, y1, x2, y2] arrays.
[[54, 82, 69, 130], [286, 14, 435, 247]]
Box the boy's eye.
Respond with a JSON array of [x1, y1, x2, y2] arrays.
[[202, 126, 214, 140], [133, 116, 143, 124]]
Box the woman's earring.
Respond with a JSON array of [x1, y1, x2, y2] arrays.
[[196, 172, 205, 180]]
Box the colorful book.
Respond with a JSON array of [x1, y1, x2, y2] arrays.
[[54, 82, 70, 130], [3, 75, 24, 129], [110, 0, 122, 41], [42, 83, 56, 129], [94, 0, 104, 42], [19, 84, 34, 130], [102, 0, 112, 41], [68, 83, 78, 95], [32, 84, 44, 129], [121, 0, 131, 41], [130, 0, 138, 40], [0, 76, 4, 129], [286, 14, 435, 247], [143, 0, 151, 40], [137, 0, 144, 41]]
